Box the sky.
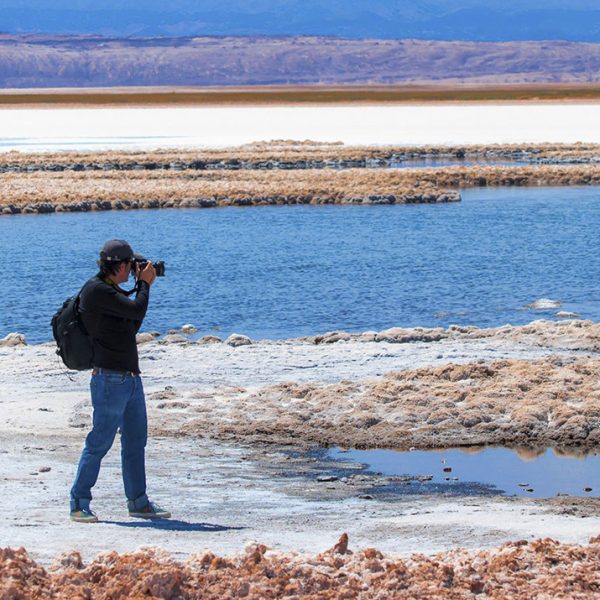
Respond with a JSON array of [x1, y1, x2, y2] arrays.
[[0, 1, 599, 41]]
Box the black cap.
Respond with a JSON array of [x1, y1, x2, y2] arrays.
[[100, 239, 134, 262]]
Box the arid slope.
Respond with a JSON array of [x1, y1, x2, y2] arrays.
[[2, 35, 600, 88]]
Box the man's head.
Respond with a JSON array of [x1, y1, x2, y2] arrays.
[[98, 239, 134, 283]]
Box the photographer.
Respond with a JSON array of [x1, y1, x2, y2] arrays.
[[69, 239, 170, 523]]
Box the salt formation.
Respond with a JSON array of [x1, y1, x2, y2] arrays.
[[1, 535, 599, 598]]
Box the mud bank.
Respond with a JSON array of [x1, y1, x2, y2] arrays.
[[2, 535, 600, 599]]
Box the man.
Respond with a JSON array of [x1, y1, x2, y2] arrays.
[[69, 239, 170, 523]]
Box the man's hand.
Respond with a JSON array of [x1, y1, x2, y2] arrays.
[[137, 262, 157, 286]]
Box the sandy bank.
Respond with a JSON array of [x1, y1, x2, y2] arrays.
[[2, 536, 599, 599]]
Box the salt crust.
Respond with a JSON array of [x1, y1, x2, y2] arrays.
[[2, 319, 599, 451], [0, 332, 26, 346], [1, 163, 599, 214], [156, 356, 600, 452], [1, 535, 599, 599], [1, 142, 599, 166], [1, 104, 600, 149], [1, 320, 599, 582]]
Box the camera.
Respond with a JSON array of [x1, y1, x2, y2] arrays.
[[132, 256, 166, 277]]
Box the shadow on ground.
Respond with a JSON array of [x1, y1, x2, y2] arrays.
[[103, 519, 245, 532]]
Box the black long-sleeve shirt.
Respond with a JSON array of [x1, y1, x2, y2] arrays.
[[79, 273, 150, 374]]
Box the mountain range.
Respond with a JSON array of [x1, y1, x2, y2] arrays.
[[1, 35, 599, 89]]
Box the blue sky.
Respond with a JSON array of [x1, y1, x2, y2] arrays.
[[0, 1, 599, 41]]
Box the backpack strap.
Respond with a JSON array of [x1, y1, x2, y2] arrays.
[[73, 290, 91, 336]]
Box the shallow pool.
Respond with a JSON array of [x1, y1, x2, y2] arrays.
[[328, 446, 600, 498]]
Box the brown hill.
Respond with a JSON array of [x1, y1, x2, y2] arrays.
[[1, 35, 599, 88]]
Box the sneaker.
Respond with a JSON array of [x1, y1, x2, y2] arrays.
[[70, 508, 98, 523], [128, 501, 171, 519]]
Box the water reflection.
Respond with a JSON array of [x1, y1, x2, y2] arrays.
[[513, 446, 546, 461], [328, 446, 599, 498]]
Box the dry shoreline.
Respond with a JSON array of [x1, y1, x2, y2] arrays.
[[2, 319, 599, 452], [1, 84, 600, 108]]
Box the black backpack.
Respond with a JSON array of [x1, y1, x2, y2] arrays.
[[51, 291, 94, 371]]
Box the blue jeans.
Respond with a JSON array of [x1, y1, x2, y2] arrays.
[[70, 370, 149, 511]]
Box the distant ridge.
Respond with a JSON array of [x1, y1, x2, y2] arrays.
[[1, 35, 599, 89]]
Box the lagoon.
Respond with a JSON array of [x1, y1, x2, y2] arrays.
[[1, 185, 600, 344]]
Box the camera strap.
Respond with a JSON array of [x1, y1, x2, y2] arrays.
[[102, 277, 138, 296]]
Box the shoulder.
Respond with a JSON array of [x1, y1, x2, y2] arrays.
[[82, 274, 104, 291], [81, 275, 113, 300]]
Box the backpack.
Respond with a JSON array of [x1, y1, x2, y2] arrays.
[[51, 291, 94, 370]]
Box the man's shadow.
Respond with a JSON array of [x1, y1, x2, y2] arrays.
[[103, 519, 245, 532]]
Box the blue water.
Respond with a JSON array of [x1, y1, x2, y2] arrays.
[[328, 447, 600, 498], [1, 185, 600, 344], [391, 158, 529, 168]]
